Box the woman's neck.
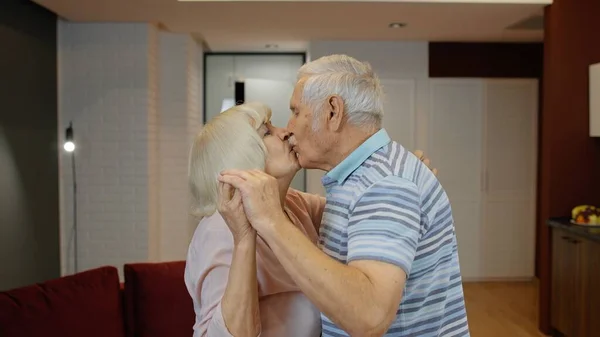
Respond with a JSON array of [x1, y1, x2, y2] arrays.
[[277, 174, 295, 208]]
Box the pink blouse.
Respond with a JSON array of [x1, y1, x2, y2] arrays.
[[184, 189, 326, 337]]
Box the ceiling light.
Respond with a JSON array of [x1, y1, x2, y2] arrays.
[[388, 22, 407, 29]]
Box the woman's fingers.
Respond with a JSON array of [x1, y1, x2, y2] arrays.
[[218, 174, 247, 190], [219, 169, 254, 181], [217, 181, 237, 210], [231, 187, 242, 204], [217, 182, 226, 205]]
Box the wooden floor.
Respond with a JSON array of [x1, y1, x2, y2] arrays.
[[463, 280, 547, 337]]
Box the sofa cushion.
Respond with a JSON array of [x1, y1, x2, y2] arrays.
[[0, 266, 125, 337], [124, 261, 194, 337]]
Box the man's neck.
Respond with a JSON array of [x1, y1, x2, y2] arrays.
[[324, 127, 379, 172]]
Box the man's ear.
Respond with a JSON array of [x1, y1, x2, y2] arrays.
[[326, 95, 345, 132]]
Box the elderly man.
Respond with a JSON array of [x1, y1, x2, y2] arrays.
[[218, 54, 469, 337]]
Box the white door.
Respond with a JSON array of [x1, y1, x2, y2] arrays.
[[245, 78, 306, 192], [429, 79, 484, 280], [380, 79, 416, 150], [480, 79, 538, 279]]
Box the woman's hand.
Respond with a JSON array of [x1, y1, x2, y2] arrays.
[[218, 169, 285, 235], [217, 181, 256, 244], [413, 149, 439, 176]]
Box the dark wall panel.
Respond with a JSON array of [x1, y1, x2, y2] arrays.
[[429, 42, 543, 78], [0, 0, 60, 290]]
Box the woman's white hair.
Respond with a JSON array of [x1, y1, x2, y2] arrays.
[[297, 54, 384, 130], [188, 102, 271, 218]]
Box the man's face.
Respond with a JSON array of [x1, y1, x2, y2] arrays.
[[287, 79, 329, 170]]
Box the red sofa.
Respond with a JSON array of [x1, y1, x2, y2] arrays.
[[0, 261, 195, 337]]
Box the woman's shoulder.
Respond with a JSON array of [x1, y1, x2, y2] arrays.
[[284, 189, 325, 236], [286, 189, 325, 209], [188, 212, 233, 255], [284, 188, 311, 210]]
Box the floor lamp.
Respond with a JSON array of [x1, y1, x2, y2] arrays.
[[63, 122, 78, 273]]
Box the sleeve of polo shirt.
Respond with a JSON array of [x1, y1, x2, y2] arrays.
[[347, 175, 421, 276]]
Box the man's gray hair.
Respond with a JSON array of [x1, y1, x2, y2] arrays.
[[297, 54, 384, 130]]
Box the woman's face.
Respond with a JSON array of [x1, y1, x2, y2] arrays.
[[258, 122, 301, 179]]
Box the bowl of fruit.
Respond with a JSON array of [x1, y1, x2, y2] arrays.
[[571, 205, 600, 226]]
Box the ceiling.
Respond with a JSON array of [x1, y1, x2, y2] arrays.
[[33, 0, 550, 51]]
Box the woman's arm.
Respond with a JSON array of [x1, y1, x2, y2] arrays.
[[187, 218, 261, 337], [188, 220, 261, 337], [219, 233, 261, 337], [187, 184, 261, 337], [217, 182, 261, 336]]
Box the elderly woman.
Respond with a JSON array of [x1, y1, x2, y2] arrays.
[[184, 102, 436, 337]]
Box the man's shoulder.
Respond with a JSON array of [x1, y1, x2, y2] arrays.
[[356, 141, 424, 182]]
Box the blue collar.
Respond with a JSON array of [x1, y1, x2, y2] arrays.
[[325, 129, 391, 184]]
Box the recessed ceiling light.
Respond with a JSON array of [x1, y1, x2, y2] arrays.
[[388, 22, 407, 28]]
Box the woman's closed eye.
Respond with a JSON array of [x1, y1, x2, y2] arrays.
[[258, 124, 271, 137], [262, 123, 274, 137]]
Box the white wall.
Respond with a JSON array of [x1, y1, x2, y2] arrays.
[[306, 41, 429, 196], [58, 22, 203, 278], [156, 32, 203, 261], [59, 22, 152, 277]]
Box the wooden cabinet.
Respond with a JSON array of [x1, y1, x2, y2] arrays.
[[586, 240, 600, 337], [551, 227, 600, 337], [551, 229, 586, 336]]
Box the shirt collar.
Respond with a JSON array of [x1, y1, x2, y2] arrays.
[[324, 129, 391, 185]]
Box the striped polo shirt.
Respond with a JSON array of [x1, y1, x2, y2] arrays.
[[319, 129, 469, 337]]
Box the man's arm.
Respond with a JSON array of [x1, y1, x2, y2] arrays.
[[260, 176, 421, 336]]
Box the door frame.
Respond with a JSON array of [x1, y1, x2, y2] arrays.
[[202, 52, 307, 123], [202, 52, 307, 191]]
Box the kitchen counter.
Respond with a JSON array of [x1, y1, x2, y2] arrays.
[[548, 217, 600, 244]]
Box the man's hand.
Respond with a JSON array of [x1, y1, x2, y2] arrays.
[[217, 169, 286, 233]]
